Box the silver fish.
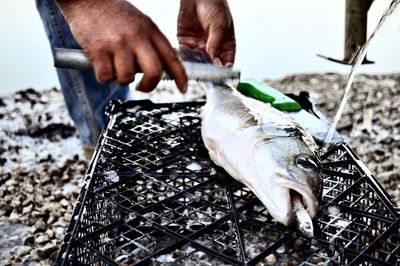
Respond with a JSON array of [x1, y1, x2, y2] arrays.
[[201, 83, 322, 231], [291, 191, 314, 237]]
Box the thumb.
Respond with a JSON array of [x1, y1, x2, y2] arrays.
[[206, 25, 225, 65]]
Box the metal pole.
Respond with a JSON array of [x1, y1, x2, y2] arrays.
[[344, 0, 374, 63]]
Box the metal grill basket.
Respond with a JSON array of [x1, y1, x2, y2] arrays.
[[57, 100, 400, 265]]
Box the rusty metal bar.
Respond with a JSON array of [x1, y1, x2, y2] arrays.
[[318, 0, 374, 65], [344, 0, 374, 63]]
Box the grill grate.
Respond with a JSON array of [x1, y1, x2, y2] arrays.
[[57, 100, 400, 265]]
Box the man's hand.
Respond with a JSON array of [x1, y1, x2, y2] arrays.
[[56, 0, 187, 92], [178, 0, 236, 67]]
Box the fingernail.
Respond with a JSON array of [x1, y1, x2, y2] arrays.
[[213, 57, 223, 67], [224, 62, 233, 68], [181, 83, 188, 94]]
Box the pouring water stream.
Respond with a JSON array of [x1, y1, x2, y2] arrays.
[[322, 0, 400, 151]]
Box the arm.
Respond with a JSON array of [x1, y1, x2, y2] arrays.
[[56, 0, 188, 92]]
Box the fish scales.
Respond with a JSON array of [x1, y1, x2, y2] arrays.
[[201, 83, 322, 230]]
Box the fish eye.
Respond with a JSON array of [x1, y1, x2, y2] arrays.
[[295, 155, 318, 170]]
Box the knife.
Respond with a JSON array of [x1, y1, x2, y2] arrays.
[[53, 48, 241, 82]]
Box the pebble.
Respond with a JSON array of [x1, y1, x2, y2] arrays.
[[22, 196, 33, 207], [54, 227, 65, 239], [60, 199, 69, 207], [33, 220, 47, 233], [265, 254, 277, 264], [276, 246, 286, 254], [49, 202, 61, 212], [46, 229, 54, 239], [31, 211, 42, 218], [11, 198, 21, 207], [35, 233, 50, 244], [37, 243, 57, 259], [24, 235, 35, 245], [24, 184, 34, 194], [9, 211, 20, 221], [16, 245, 32, 257], [22, 204, 33, 214], [47, 216, 56, 225]]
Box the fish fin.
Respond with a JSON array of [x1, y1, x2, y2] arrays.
[[203, 138, 223, 166]]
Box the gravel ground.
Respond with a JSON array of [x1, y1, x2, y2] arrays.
[[0, 73, 399, 265]]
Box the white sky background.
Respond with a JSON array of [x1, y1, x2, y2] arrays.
[[0, 0, 399, 95]]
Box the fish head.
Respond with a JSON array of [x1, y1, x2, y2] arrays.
[[250, 136, 322, 226]]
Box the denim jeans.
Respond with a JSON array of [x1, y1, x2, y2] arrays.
[[36, 0, 130, 148]]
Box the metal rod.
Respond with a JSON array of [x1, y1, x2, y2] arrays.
[[344, 0, 374, 62], [54, 48, 92, 69]]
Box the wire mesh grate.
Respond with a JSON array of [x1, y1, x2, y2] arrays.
[[57, 100, 400, 265]]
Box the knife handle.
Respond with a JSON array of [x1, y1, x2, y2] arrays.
[[54, 48, 92, 70], [53, 48, 172, 79]]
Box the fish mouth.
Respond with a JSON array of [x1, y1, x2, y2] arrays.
[[283, 179, 319, 217], [253, 172, 319, 226]]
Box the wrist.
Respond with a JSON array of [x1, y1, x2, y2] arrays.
[[56, 0, 85, 10], [56, 0, 104, 16]]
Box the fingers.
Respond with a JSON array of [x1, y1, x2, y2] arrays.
[[206, 24, 225, 65], [195, 0, 236, 67], [206, 25, 236, 67], [89, 38, 186, 94], [152, 33, 188, 93], [134, 33, 188, 93], [88, 32, 186, 93], [89, 48, 115, 84], [113, 44, 136, 86], [134, 41, 164, 93], [220, 48, 236, 67], [88, 42, 137, 86]]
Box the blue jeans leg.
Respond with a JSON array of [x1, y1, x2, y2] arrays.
[[35, 0, 130, 148]]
